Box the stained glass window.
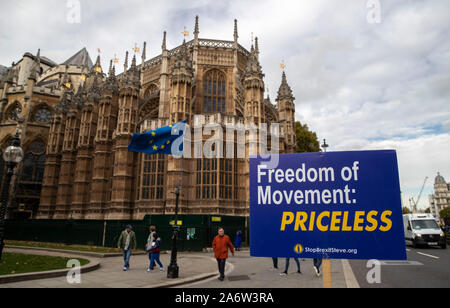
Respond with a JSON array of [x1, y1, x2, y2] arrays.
[[8, 104, 22, 121], [140, 153, 166, 200], [35, 108, 52, 123], [19, 141, 46, 183], [203, 70, 226, 113]]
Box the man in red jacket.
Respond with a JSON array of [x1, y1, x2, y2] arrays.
[[212, 227, 235, 281]]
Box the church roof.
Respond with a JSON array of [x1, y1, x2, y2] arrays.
[[62, 47, 93, 68], [22, 52, 57, 67]]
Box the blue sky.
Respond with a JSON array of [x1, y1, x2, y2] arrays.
[[1, 0, 449, 210]]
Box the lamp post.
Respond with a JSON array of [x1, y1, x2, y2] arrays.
[[167, 131, 185, 279], [321, 139, 329, 153], [167, 185, 180, 278], [0, 132, 23, 261]]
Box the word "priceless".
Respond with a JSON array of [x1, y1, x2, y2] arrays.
[[280, 210, 393, 232]]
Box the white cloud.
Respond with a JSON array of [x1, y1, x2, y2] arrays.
[[364, 134, 450, 210]]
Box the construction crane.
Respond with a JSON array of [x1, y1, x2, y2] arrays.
[[409, 177, 428, 213]]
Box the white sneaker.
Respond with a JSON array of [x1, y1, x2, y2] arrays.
[[146, 269, 151, 273], [313, 266, 321, 277], [160, 267, 164, 272]]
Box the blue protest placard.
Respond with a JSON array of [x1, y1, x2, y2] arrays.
[[249, 150, 407, 260]]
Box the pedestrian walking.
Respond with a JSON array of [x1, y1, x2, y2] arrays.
[[313, 258, 322, 277], [212, 227, 235, 281], [117, 225, 137, 271], [147, 232, 164, 272], [146, 225, 157, 269], [234, 230, 242, 251], [280, 257, 301, 275], [271, 257, 278, 270]]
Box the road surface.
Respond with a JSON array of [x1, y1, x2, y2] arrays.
[[349, 246, 449, 288]]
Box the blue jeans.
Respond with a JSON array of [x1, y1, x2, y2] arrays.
[[285, 258, 300, 272], [123, 249, 132, 269], [314, 258, 322, 269], [149, 252, 163, 270]]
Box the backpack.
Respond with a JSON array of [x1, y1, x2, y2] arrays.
[[150, 238, 161, 253]]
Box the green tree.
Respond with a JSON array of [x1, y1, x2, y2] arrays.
[[440, 207, 450, 220], [295, 121, 321, 153]]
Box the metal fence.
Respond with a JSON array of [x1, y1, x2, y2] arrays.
[[5, 215, 249, 252]]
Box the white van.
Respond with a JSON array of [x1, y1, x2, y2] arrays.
[[403, 214, 446, 249]]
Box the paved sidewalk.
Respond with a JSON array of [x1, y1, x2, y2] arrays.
[[182, 251, 351, 288], [0, 247, 218, 288], [1, 248, 356, 288]]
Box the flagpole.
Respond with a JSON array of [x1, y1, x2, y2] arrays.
[[167, 119, 186, 279]]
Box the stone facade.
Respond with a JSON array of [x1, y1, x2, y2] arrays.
[[0, 17, 297, 220], [429, 172, 450, 220], [0, 49, 64, 218]]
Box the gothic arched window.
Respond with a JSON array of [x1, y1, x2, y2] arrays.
[[21, 153, 35, 181], [20, 140, 46, 183], [35, 155, 46, 182], [144, 84, 159, 98], [140, 153, 166, 201], [7, 102, 22, 121], [195, 158, 217, 200], [203, 70, 226, 114]]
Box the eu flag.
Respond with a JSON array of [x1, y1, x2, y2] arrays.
[[128, 120, 187, 156]]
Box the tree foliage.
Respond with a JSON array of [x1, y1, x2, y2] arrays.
[[295, 121, 321, 153], [440, 207, 450, 219]]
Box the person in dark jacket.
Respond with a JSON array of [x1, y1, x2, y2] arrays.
[[117, 225, 137, 271], [234, 230, 242, 251], [212, 227, 234, 281], [147, 232, 164, 272]]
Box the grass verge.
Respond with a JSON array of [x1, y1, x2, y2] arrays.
[[5, 240, 145, 254], [0, 252, 89, 276]]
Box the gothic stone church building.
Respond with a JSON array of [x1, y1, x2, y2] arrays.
[[0, 18, 296, 220]]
